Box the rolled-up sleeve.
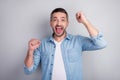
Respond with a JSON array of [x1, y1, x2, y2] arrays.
[[24, 48, 41, 74], [81, 32, 107, 51]]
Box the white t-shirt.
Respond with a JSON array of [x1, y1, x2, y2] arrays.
[[52, 40, 67, 80]]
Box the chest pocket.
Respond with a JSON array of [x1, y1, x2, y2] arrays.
[[67, 49, 82, 63]]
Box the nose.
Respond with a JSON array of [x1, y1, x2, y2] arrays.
[[57, 20, 61, 25]]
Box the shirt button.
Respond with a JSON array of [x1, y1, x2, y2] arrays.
[[52, 54, 54, 56], [50, 73, 52, 75], [51, 64, 53, 66]]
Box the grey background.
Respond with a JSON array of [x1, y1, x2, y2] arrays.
[[0, 0, 120, 80]]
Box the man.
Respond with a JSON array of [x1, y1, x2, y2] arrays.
[[24, 8, 107, 80]]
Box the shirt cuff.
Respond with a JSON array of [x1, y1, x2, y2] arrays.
[[24, 64, 33, 71], [90, 32, 103, 39]]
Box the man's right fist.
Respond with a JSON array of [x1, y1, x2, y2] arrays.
[[28, 39, 40, 51]]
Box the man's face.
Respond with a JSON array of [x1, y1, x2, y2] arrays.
[[50, 12, 69, 37]]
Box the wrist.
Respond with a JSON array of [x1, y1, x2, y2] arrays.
[[83, 19, 92, 29], [27, 49, 34, 56], [82, 19, 89, 25]]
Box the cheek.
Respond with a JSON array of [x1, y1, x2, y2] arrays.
[[66, 22, 69, 27], [50, 24, 55, 30], [64, 23, 68, 27], [51, 23, 56, 28]]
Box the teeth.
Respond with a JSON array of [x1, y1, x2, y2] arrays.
[[56, 27, 61, 29], [56, 27, 62, 29], [57, 27, 61, 28]]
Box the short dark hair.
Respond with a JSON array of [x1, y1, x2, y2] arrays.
[[50, 8, 68, 21]]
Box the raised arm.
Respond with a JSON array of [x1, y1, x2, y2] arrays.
[[24, 39, 40, 74], [76, 11, 98, 36], [76, 11, 107, 51]]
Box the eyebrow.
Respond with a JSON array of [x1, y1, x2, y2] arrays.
[[52, 17, 66, 19]]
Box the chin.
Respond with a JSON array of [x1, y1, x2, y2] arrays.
[[55, 32, 65, 37]]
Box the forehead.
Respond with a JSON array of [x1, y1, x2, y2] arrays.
[[52, 12, 67, 18]]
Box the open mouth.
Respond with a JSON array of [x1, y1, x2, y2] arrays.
[[55, 26, 63, 34]]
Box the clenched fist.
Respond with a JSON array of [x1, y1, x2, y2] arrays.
[[76, 11, 87, 24], [28, 39, 40, 51]]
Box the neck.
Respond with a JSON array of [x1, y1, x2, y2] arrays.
[[53, 32, 66, 42]]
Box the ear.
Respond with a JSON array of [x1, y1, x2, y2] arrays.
[[66, 21, 69, 27], [50, 21, 52, 28]]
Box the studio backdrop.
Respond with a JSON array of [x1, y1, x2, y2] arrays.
[[0, 0, 120, 80]]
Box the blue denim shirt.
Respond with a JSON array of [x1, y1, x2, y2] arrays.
[[24, 32, 107, 80]]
